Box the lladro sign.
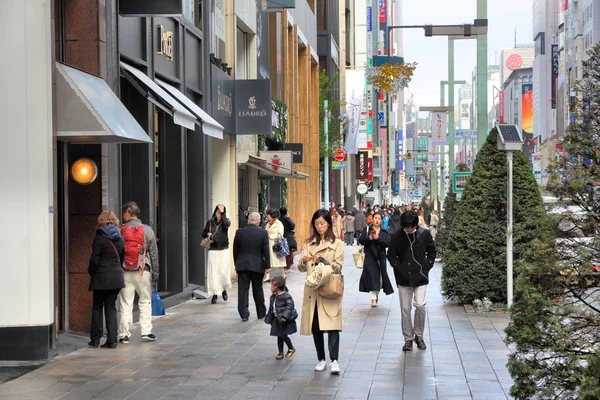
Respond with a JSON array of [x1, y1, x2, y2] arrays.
[[211, 67, 272, 134], [235, 79, 272, 135]]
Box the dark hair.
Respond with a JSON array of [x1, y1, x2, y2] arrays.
[[123, 201, 140, 217], [212, 205, 227, 220], [271, 276, 286, 289], [400, 211, 419, 228], [307, 209, 336, 244], [266, 208, 280, 219], [280, 207, 288, 217]]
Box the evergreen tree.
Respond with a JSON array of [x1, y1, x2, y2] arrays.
[[441, 128, 549, 303], [505, 43, 600, 400], [435, 190, 459, 258]]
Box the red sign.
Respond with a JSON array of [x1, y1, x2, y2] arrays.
[[379, 0, 386, 23], [506, 54, 523, 70], [333, 147, 347, 161]]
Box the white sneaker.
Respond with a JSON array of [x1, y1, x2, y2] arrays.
[[314, 360, 327, 371], [330, 360, 341, 374]]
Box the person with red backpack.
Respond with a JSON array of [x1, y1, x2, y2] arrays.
[[117, 202, 160, 344]]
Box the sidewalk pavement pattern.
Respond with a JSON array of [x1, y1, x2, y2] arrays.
[[0, 246, 514, 399]]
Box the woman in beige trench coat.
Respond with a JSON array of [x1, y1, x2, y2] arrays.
[[265, 209, 287, 282], [298, 209, 345, 375]]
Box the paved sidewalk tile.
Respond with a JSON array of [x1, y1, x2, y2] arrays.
[[0, 246, 513, 399]]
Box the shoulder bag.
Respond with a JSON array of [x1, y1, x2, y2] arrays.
[[353, 248, 365, 269], [319, 264, 344, 299], [201, 221, 213, 249]]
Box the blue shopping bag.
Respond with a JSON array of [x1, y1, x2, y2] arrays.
[[151, 288, 165, 316]]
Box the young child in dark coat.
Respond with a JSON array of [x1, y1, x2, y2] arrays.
[[265, 277, 298, 360]]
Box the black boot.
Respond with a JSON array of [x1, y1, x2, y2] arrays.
[[211, 294, 218, 304], [222, 290, 228, 301]]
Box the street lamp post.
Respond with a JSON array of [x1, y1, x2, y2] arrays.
[[440, 79, 466, 202], [385, 18, 487, 203], [496, 124, 524, 308]]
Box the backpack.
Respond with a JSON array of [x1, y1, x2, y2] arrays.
[[121, 225, 146, 271]]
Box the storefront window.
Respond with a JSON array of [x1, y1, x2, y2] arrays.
[[183, 0, 195, 23]]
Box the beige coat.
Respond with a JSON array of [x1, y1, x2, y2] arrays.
[[332, 213, 343, 238], [298, 238, 345, 334], [267, 219, 287, 268]]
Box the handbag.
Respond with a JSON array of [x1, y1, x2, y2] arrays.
[[201, 221, 214, 249], [353, 248, 365, 269], [319, 264, 344, 299], [151, 287, 165, 316], [273, 235, 290, 257], [200, 237, 212, 249]]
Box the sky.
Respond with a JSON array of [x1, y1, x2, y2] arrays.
[[401, 0, 533, 111]]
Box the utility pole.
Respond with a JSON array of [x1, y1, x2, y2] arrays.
[[476, 0, 488, 151], [324, 100, 330, 208]]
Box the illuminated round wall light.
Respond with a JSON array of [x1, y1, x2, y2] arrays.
[[71, 158, 98, 185]]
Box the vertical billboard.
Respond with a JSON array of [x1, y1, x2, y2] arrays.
[[431, 112, 447, 146], [551, 38, 559, 110], [521, 83, 535, 155], [396, 129, 404, 171], [356, 150, 369, 180], [499, 90, 504, 123]]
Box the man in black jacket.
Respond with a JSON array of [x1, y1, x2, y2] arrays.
[[233, 212, 271, 321], [387, 211, 436, 351]]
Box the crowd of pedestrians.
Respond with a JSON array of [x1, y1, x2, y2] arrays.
[[87, 200, 436, 376]]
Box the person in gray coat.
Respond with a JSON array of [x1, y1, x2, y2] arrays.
[[354, 210, 367, 243], [343, 211, 355, 245]]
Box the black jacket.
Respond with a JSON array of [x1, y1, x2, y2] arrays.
[[88, 225, 125, 291], [387, 228, 436, 287], [202, 216, 231, 250], [266, 291, 298, 336], [280, 215, 297, 251], [359, 228, 394, 295], [233, 224, 270, 273]]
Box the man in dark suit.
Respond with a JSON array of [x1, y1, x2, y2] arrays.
[[233, 212, 271, 321]]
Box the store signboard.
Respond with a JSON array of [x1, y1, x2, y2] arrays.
[[453, 172, 472, 193], [120, 0, 183, 15]]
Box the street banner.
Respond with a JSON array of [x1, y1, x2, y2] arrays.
[[499, 91, 504, 123], [428, 140, 439, 162], [431, 112, 447, 146], [345, 70, 365, 154], [521, 83, 535, 155]]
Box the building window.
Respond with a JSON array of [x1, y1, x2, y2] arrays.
[[195, 0, 203, 30], [236, 27, 249, 79]]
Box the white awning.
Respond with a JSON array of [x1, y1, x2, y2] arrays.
[[246, 155, 309, 180], [156, 79, 224, 140], [120, 61, 196, 130], [54, 63, 152, 144]]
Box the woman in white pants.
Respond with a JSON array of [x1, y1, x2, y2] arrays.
[[202, 204, 232, 304]]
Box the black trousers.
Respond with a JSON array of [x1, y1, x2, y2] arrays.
[[237, 270, 266, 319], [91, 289, 120, 344], [312, 304, 340, 361], [277, 335, 294, 353]]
